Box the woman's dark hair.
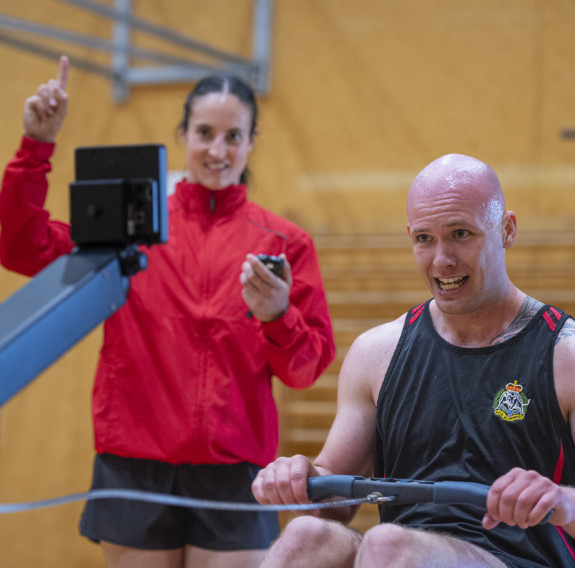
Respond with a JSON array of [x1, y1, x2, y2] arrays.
[[178, 75, 259, 185]]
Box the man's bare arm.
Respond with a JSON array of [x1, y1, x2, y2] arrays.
[[252, 316, 405, 524]]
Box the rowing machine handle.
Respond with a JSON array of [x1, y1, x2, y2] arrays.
[[307, 476, 487, 508], [306, 475, 552, 524]]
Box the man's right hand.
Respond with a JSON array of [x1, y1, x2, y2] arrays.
[[23, 55, 69, 143], [252, 454, 322, 513]]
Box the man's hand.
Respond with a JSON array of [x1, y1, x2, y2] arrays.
[[23, 55, 69, 143], [252, 454, 322, 515], [484, 468, 573, 530]]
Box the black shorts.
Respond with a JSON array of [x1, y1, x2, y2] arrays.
[[79, 454, 279, 551]]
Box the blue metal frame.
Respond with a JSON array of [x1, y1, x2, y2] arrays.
[[0, 249, 132, 406]]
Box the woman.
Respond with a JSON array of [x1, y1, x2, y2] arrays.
[[0, 56, 336, 568]]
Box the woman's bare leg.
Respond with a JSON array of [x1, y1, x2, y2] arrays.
[[101, 542, 184, 568]]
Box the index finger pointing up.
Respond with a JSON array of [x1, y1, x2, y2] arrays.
[[58, 55, 69, 90]]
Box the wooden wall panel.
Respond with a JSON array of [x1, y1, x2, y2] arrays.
[[0, 1, 574, 565]]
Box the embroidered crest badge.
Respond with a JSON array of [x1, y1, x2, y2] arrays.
[[493, 380, 530, 422]]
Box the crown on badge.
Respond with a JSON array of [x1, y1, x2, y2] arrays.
[[505, 380, 522, 393]]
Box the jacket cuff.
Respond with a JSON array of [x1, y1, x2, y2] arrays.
[[260, 306, 300, 346], [21, 136, 56, 161]]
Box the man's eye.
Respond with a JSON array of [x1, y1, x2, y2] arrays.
[[454, 229, 469, 239], [416, 234, 431, 243]]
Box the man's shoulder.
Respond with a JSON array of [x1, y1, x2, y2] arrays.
[[358, 313, 407, 344], [552, 316, 575, 424], [555, 316, 575, 353], [558, 315, 575, 333], [337, 313, 408, 402], [345, 314, 407, 370]]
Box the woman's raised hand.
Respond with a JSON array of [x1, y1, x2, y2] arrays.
[[23, 55, 69, 143]]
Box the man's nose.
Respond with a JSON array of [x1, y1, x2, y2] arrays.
[[433, 241, 456, 268]]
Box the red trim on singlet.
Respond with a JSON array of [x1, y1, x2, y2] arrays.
[[543, 306, 563, 331], [556, 526, 575, 559], [552, 442, 575, 559], [553, 443, 564, 485], [543, 310, 556, 331], [409, 303, 425, 325], [550, 306, 562, 320], [547, 312, 575, 561]]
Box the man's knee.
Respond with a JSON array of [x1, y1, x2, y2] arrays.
[[276, 516, 338, 553], [264, 516, 360, 567], [358, 523, 416, 565]]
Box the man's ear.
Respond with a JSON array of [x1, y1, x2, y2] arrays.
[[502, 211, 517, 249]]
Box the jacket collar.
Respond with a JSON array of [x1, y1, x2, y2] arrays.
[[175, 181, 247, 216]]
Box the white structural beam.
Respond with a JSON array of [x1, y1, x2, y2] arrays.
[[0, 0, 273, 102]]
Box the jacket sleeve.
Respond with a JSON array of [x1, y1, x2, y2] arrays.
[[261, 232, 336, 389], [0, 136, 74, 277]]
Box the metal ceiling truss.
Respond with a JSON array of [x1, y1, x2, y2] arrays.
[[0, 0, 273, 102]]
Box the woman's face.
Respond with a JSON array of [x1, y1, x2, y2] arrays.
[[182, 92, 255, 189]]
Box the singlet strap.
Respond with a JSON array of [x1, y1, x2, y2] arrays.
[[542, 305, 564, 332], [409, 303, 426, 325]]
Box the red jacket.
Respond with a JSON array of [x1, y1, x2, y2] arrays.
[[0, 137, 336, 466]]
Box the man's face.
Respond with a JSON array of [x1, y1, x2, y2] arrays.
[[407, 185, 508, 317]]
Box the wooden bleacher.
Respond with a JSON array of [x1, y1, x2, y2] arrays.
[[274, 231, 575, 532]]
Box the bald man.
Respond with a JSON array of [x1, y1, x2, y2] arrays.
[[252, 154, 575, 567]]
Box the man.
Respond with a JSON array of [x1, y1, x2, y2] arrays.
[[252, 154, 575, 567]]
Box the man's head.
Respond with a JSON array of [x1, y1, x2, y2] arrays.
[[406, 154, 517, 316]]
